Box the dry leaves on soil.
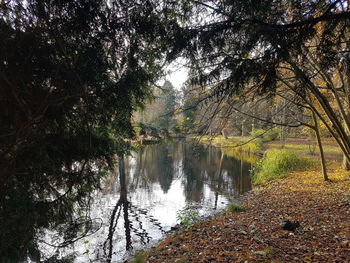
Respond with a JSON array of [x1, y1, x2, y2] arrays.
[[145, 166, 350, 263]]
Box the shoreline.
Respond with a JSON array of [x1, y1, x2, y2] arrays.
[[129, 163, 350, 262]]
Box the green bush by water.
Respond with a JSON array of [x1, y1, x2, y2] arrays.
[[253, 149, 315, 184], [226, 202, 245, 213], [244, 140, 263, 153], [251, 128, 280, 142], [176, 208, 200, 227]]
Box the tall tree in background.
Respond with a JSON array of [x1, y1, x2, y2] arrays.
[[134, 80, 179, 131], [158, 81, 179, 130]]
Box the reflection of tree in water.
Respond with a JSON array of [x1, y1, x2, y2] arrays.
[[99, 142, 252, 261], [125, 144, 175, 193], [182, 144, 206, 202], [206, 148, 252, 199], [104, 155, 131, 261], [181, 143, 252, 203], [125, 142, 252, 204], [103, 155, 164, 262], [0, 161, 104, 263], [0, 138, 252, 263]]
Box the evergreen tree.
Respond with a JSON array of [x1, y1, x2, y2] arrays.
[[0, 0, 176, 186], [0, 1, 181, 260]]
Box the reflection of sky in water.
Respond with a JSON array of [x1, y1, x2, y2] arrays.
[[39, 142, 252, 263]]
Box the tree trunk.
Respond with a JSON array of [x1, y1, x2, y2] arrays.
[[312, 111, 328, 181], [342, 155, 350, 170], [221, 129, 228, 139], [287, 58, 350, 165], [119, 154, 127, 201]]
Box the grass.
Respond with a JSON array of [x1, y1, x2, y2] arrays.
[[198, 135, 343, 186], [267, 140, 342, 155], [132, 251, 148, 263], [252, 149, 316, 184], [226, 202, 245, 213], [176, 208, 200, 228], [251, 128, 279, 142], [199, 136, 263, 153], [199, 135, 343, 162]]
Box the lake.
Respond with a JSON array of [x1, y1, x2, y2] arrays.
[[6, 141, 253, 263]]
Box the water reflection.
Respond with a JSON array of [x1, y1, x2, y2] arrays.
[[0, 169, 102, 263], [0, 141, 253, 263], [91, 141, 252, 262], [104, 155, 132, 261]]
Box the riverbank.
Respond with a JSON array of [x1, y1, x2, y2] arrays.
[[199, 136, 343, 162], [132, 164, 350, 262]]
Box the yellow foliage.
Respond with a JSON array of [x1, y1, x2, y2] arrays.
[[173, 109, 181, 115]]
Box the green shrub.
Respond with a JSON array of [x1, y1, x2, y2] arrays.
[[134, 125, 142, 136], [226, 202, 245, 213], [244, 140, 263, 152], [253, 149, 314, 184], [265, 128, 280, 141], [176, 208, 200, 227], [251, 128, 265, 139], [251, 128, 280, 142]]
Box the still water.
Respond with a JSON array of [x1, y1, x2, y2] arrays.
[[23, 141, 253, 262]]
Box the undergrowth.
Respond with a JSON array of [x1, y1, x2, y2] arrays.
[[253, 149, 316, 184], [251, 128, 280, 142], [176, 208, 200, 229], [226, 202, 245, 213], [132, 251, 148, 263], [200, 136, 262, 153]]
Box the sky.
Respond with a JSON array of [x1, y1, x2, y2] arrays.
[[165, 59, 189, 90]]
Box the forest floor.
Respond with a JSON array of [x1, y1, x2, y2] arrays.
[[140, 164, 350, 263]]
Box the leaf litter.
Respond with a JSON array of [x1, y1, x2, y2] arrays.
[[142, 165, 350, 262]]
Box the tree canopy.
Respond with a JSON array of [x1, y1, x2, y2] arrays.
[[0, 0, 179, 185], [0, 1, 180, 261], [1, 0, 350, 261], [172, 0, 350, 165]]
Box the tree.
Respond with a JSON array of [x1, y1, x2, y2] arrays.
[[0, 0, 177, 185], [134, 80, 179, 131], [0, 0, 180, 261], [171, 0, 350, 169]]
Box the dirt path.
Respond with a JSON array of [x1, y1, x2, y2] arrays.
[[143, 167, 350, 262]]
